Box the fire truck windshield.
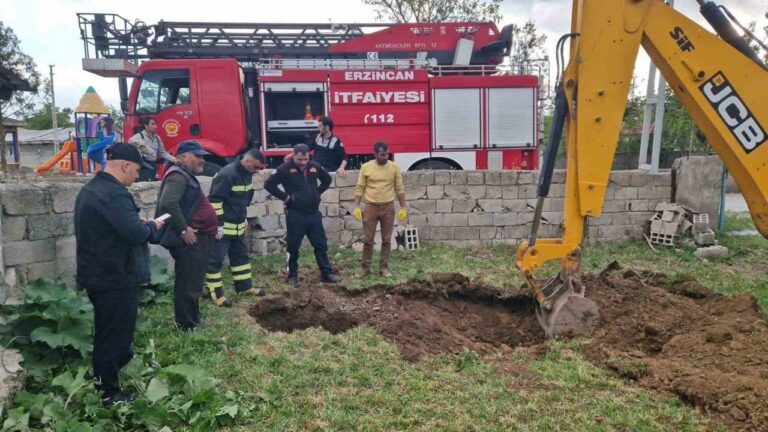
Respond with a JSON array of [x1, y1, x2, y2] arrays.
[[135, 69, 191, 114]]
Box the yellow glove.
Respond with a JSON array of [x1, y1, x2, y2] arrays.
[[397, 208, 407, 222], [353, 207, 363, 221]]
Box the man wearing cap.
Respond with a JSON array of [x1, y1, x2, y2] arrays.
[[75, 143, 165, 405], [156, 141, 219, 331]]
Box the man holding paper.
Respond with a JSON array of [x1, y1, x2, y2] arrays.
[[75, 143, 165, 406]]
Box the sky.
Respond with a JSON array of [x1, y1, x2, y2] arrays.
[[3, 0, 766, 111]]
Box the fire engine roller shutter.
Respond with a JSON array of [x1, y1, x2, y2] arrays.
[[487, 88, 535, 148], [432, 89, 481, 149]]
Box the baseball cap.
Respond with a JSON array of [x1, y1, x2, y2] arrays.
[[176, 140, 210, 156], [106, 143, 143, 165]]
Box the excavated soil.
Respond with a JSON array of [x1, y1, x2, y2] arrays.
[[249, 266, 768, 431]]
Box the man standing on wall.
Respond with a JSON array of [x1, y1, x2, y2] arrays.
[[205, 148, 267, 307], [353, 141, 407, 278], [75, 143, 164, 405], [156, 141, 218, 331], [265, 144, 339, 285]]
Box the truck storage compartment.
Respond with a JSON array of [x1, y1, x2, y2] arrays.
[[262, 82, 326, 149]]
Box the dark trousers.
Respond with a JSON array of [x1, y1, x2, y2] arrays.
[[169, 234, 212, 330], [286, 209, 332, 278], [206, 234, 252, 298], [87, 286, 140, 396], [362, 201, 396, 271], [139, 165, 157, 182]]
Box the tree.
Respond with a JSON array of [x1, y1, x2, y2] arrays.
[[509, 20, 548, 75], [362, 0, 502, 23], [23, 78, 74, 129], [0, 21, 40, 171]]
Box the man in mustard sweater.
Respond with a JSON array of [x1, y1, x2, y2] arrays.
[[353, 141, 407, 278]]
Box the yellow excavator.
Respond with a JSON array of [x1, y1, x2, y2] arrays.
[[517, 0, 768, 338]]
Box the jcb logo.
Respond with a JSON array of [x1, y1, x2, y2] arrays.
[[669, 27, 695, 52], [700, 72, 766, 153]]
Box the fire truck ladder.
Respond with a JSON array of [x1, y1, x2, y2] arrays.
[[78, 13, 391, 62]]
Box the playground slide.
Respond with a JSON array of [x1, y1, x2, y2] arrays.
[[35, 140, 77, 175]]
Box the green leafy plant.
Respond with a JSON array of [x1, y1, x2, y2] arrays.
[[1, 279, 245, 431]]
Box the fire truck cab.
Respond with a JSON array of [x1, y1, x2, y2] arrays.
[[79, 15, 545, 172]]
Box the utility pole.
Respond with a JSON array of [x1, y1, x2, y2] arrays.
[[49, 65, 59, 153]]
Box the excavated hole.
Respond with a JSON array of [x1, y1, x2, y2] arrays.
[[250, 273, 545, 360]]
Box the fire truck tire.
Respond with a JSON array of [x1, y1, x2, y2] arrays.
[[202, 161, 223, 176], [410, 159, 458, 171]]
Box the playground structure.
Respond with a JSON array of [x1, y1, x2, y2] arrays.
[[35, 87, 115, 176]]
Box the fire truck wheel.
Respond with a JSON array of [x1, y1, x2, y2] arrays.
[[410, 159, 457, 171]]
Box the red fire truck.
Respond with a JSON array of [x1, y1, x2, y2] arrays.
[[78, 14, 545, 174]]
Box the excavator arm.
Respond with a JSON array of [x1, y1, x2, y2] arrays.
[[517, 0, 768, 338]]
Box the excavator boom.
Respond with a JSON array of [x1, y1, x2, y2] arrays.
[[518, 0, 768, 338]]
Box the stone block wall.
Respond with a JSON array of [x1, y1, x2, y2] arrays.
[[0, 169, 672, 298]]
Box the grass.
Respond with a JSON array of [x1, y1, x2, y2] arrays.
[[131, 215, 765, 431]]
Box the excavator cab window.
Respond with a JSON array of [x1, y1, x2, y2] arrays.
[[135, 69, 190, 114]]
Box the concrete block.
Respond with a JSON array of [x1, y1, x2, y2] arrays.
[[628, 200, 650, 212], [252, 239, 269, 256], [455, 227, 480, 240], [436, 200, 453, 213], [25, 260, 59, 281], [427, 213, 443, 226], [251, 172, 267, 190], [427, 185, 445, 199], [266, 200, 285, 215], [26, 213, 74, 240], [467, 172, 485, 185], [503, 199, 531, 212], [493, 213, 517, 226], [517, 172, 534, 185], [485, 171, 501, 185], [326, 204, 340, 217], [602, 200, 628, 213], [609, 171, 633, 187], [480, 227, 499, 240], [405, 186, 427, 201], [501, 225, 529, 240], [486, 186, 502, 199], [611, 213, 634, 226], [339, 187, 357, 201], [408, 214, 428, 227], [500, 171, 518, 185], [344, 216, 363, 230], [477, 199, 503, 213], [2, 216, 27, 241], [518, 185, 538, 199], [410, 200, 436, 214], [653, 171, 672, 186], [450, 171, 467, 185], [592, 213, 613, 226], [543, 198, 564, 212], [639, 186, 671, 200], [442, 213, 469, 227], [517, 212, 535, 224], [429, 227, 454, 241], [255, 215, 281, 231], [417, 171, 435, 186], [551, 170, 566, 184], [694, 245, 728, 259], [247, 203, 267, 218], [541, 212, 564, 225], [467, 186, 486, 199], [0, 185, 52, 215], [502, 186, 519, 199], [4, 239, 56, 266], [252, 229, 285, 239], [673, 156, 723, 222], [468, 213, 493, 227], [444, 185, 470, 200], [452, 199, 476, 213], [321, 188, 340, 204], [614, 187, 639, 200], [322, 217, 343, 233], [630, 173, 654, 187], [434, 171, 451, 185], [56, 236, 76, 259], [547, 184, 565, 198], [335, 172, 359, 187], [52, 185, 81, 213]]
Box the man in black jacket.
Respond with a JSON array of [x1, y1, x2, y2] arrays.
[[75, 143, 164, 406], [265, 144, 339, 285]]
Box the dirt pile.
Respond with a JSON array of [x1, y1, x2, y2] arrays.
[[582, 265, 768, 432], [249, 267, 768, 431]]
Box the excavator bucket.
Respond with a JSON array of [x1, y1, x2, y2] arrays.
[[534, 273, 599, 338]]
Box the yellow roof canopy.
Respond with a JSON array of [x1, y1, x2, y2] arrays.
[[75, 86, 109, 114]]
